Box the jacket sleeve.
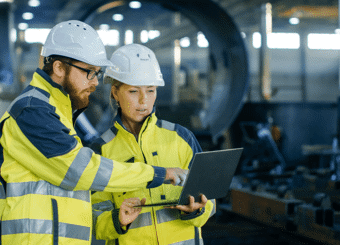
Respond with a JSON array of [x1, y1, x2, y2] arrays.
[[0, 106, 165, 192], [92, 192, 128, 240], [180, 199, 216, 227]]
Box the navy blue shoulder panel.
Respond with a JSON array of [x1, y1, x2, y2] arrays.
[[8, 85, 53, 120], [8, 86, 77, 159], [173, 123, 202, 154], [156, 119, 202, 168]]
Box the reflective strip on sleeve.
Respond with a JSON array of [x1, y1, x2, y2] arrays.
[[0, 184, 5, 199], [210, 199, 216, 218], [6, 181, 90, 202], [156, 209, 180, 224], [2, 219, 90, 241], [101, 128, 116, 143], [7, 88, 50, 117], [92, 200, 114, 212], [130, 212, 152, 229], [90, 156, 114, 191], [60, 147, 93, 191]]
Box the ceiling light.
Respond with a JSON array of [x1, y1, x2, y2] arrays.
[[125, 30, 133, 45], [28, 0, 40, 7], [140, 30, 148, 43], [148, 30, 160, 40], [22, 12, 34, 20], [18, 23, 29, 30], [180, 37, 190, 48], [289, 17, 299, 25], [129, 1, 141, 9], [197, 32, 209, 48], [99, 24, 110, 30], [112, 14, 123, 21], [11, 28, 17, 42]]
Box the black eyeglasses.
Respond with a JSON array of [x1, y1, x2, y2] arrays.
[[63, 61, 103, 80]]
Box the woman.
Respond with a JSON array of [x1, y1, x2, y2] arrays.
[[91, 44, 215, 245]]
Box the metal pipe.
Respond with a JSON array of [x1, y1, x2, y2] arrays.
[[259, 3, 272, 101], [300, 28, 307, 102]]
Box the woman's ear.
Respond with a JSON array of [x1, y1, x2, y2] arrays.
[[111, 85, 119, 101]]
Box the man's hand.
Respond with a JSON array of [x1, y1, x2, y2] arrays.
[[164, 168, 188, 186], [167, 194, 208, 213], [119, 197, 146, 227]]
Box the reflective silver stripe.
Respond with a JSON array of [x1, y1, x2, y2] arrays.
[[156, 209, 180, 224], [2, 219, 90, 241], [161, 120, 175, 131], [0, 184, 5, 199], [101, 129, 116, 143], [6, 181, 90, 202], [92, 200, 114, 212], [60, 147, 93, 190], [170, 238, 203, 245], [7, 88, 49, 115], [130, 212, 152, 229], [90, 156, 113, 191], [210, 199, 216, 218]]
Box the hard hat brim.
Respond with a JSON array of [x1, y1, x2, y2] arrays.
[[90, 59, 114, 67]]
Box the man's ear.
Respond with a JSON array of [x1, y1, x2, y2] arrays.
[[53, 60, 66, 78]]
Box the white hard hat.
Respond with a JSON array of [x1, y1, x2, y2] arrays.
[[104, 44, 164, 86], [41, 20, 113, 67]]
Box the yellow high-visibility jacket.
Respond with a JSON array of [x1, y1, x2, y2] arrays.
[[91, 112, 216, 245], [0, 69, 166, 245]]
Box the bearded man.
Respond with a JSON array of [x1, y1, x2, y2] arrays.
[[0, 20, 187, 245]]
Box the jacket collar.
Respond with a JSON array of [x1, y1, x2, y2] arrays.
[[35, 68, 87, 123], [36, 68, 68, 96], [114, 107, 157, 132]]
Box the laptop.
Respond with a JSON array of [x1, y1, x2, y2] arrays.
[[136, 148, 243, 207]]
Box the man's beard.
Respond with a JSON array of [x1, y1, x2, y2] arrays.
[[63, 75, 90, 110]]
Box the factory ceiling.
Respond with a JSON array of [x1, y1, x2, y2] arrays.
[[11, 0, 339, 33], [3, 0, 339, 142]]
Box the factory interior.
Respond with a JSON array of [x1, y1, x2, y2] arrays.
[[2, 0, 340, 244]]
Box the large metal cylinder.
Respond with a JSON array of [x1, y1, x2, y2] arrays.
[[73, 0, 249, 143]]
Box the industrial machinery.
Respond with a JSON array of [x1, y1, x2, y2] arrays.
[[221, 117, 340, 245]]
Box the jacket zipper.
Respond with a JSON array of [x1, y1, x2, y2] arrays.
[[138, 119, 160, 244]]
